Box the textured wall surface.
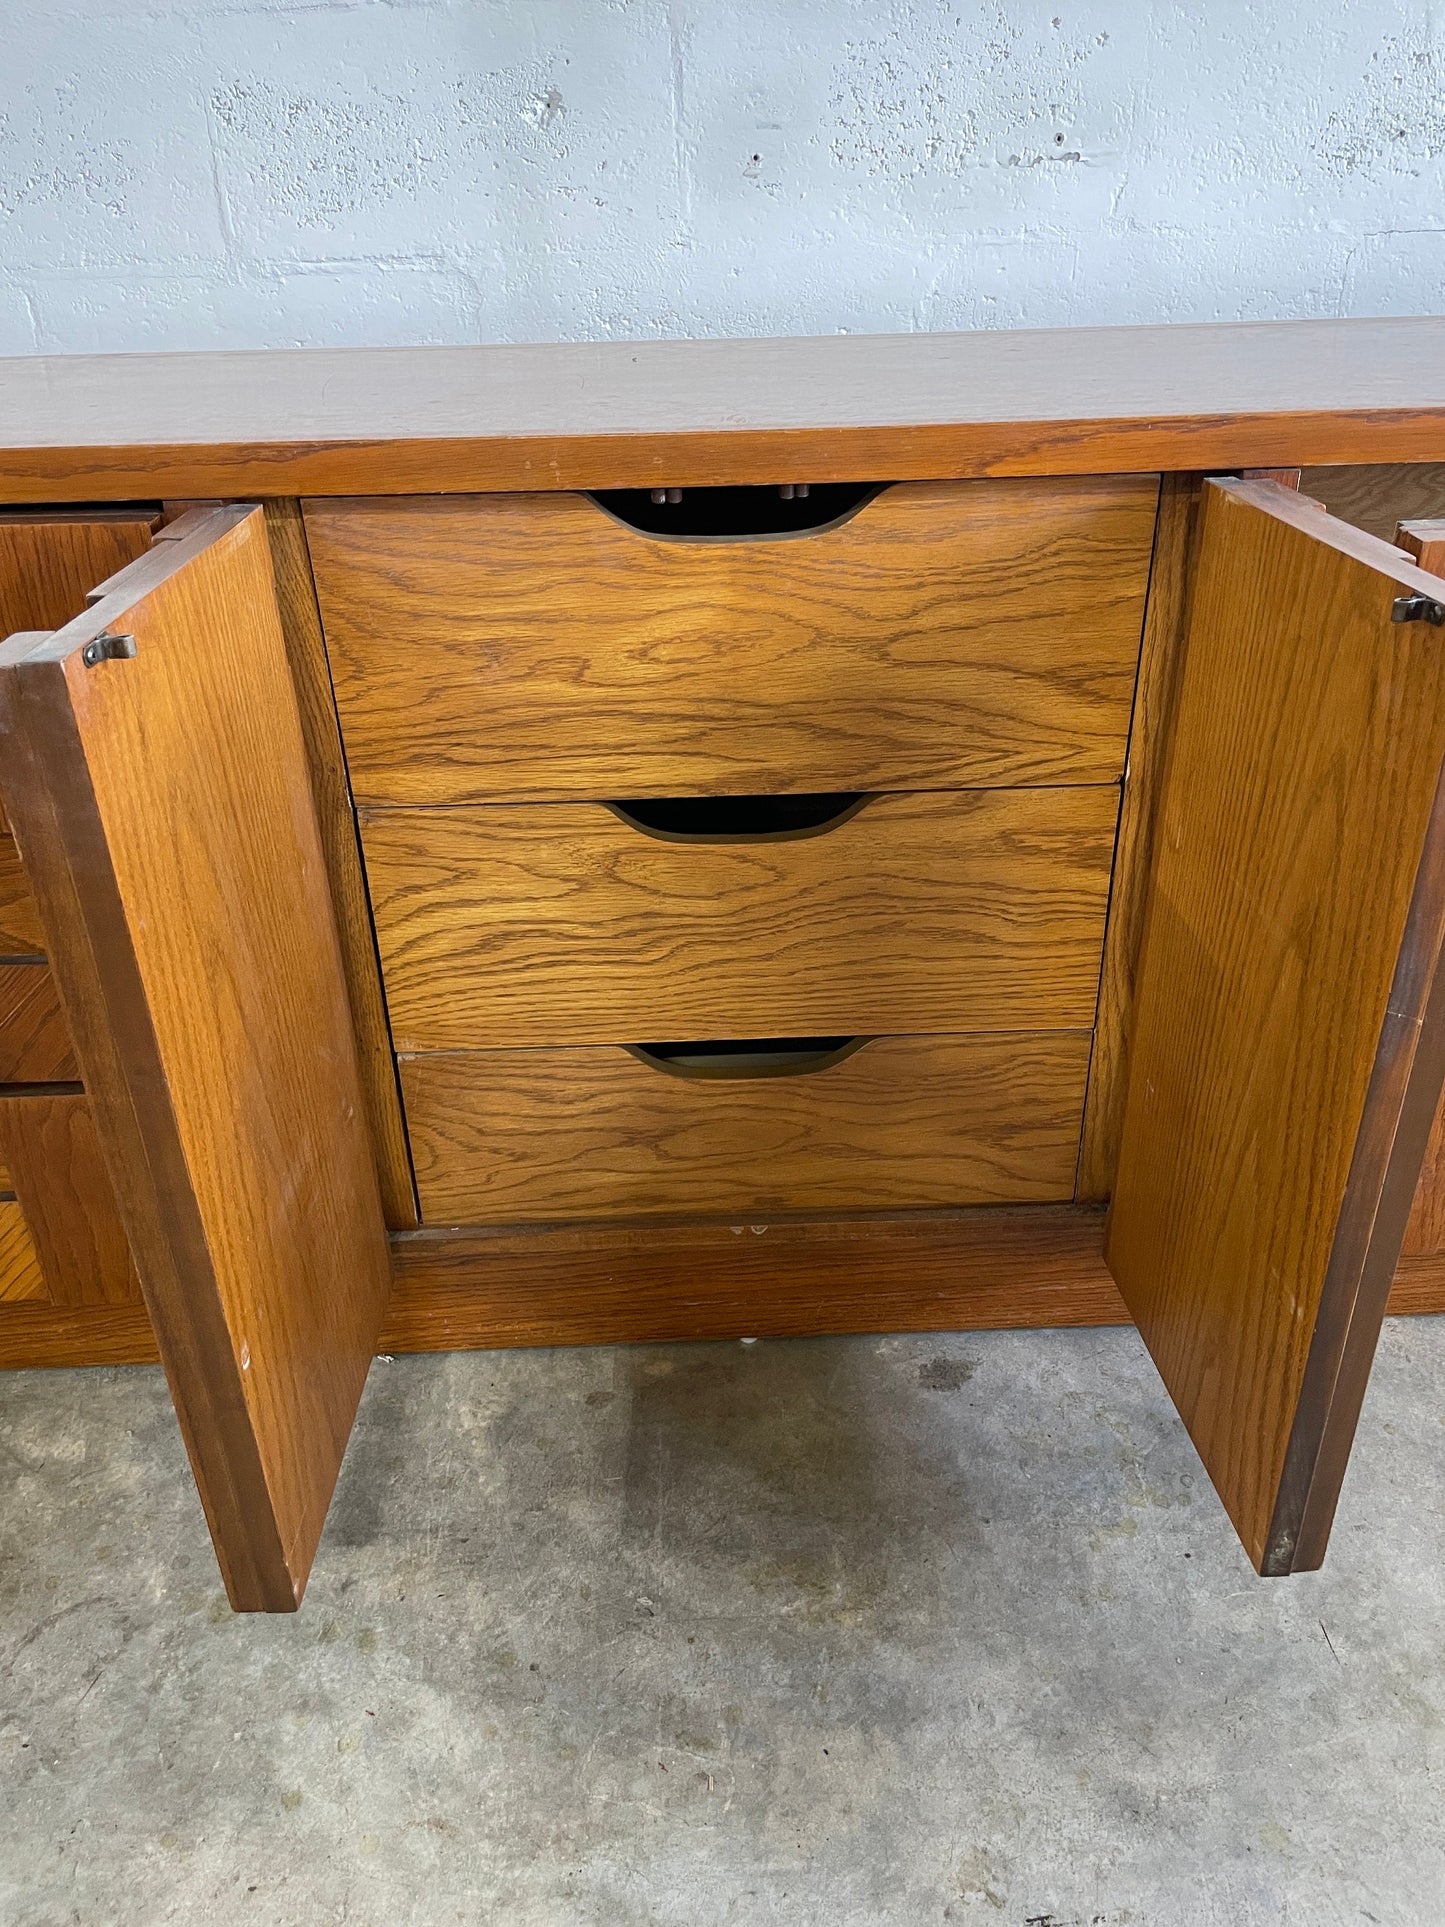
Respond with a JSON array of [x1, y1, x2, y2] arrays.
[[2, 2, 1443, 354]]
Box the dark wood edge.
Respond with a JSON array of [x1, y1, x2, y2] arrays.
[[262, 501, 419, 1228], [2, 408, 1444, 502], [6, 1212, 1444, 1371], [0, 545, 300, 1612], [1264, 738, 1445, 1574], [1076, 472, 1197, 1200]]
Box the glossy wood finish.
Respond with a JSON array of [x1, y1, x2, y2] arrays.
[[385, 1207, 1128, 1350], [309, 479, 1157, 805], [1077, 473, 1201, 1202], [1, 319, 1444, 501], [0, 834, 44, 955], [0, 1201, 45, 1302], [402, 1030, 1092, 1223], [364, 787, 1119, 1051], [0, 1092, 138, 1305], [1107, 479, 1445, 1575], [261, 500, 417, 1229], [1299, 464, 1445, 541], [0, 506, 391, 1611], [0, 962, 77, 1082]]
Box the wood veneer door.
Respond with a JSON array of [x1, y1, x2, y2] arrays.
[[0, 505, 391, 1612], [1107, 478, 1445, 1576]]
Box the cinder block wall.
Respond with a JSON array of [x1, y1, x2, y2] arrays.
[[2, 3, 1441, 353]]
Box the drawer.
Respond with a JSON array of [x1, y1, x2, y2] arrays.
[[0, 1092, 138, 1305], [0, 961, 76, 1082], [0, 833, 44, 955], [362, 786, 1118, 1050], [0, 1199, 45, 1302], [308, 476, 1159, 806], [401, 1030, 1093, 1223]]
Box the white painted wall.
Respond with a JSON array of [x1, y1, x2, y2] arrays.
[[2, 2, 1442, 355]]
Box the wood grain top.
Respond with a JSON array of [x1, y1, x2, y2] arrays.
[[2, 317, 1443, 499]]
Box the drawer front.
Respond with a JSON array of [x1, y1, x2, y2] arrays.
[[309, 477, 1158, 806], [0, 961, 76, 1082], [363, 786, 1118, 1050], [0, 1199, 45, 1302], [0, 1093, 138, 1306], [401, 1030, 1092, 1223], [0, 833, 44, 955]]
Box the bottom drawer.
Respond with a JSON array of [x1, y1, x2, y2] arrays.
[[401, 1030, 1092, 1224], [0, 1199, 45, 1302]]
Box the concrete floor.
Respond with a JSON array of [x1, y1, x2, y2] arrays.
[[2, 1321, 1444, 1926]]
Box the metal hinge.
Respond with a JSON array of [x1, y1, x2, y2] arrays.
[[80, 631, 137, 668], [1391, 595, 1445, 627]]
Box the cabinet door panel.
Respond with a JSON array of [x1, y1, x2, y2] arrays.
[[0, 506, 391, 1611], [1108, 479, 1445, 1575]]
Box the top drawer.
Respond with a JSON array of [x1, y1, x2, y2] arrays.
[[306, 477, 1158, 807]]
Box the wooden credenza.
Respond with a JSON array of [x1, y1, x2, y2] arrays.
[[1, 318, 1443, 1608]]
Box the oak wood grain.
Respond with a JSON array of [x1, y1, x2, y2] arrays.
[[0, 1092, 139, 1306], [385, 1207, 1129, 1352], [1, 319, 1444, 500], [0, 511, 159, 840], [0, 511, 158, 637], [1076, 474, 1202, 1201], [0, 834, 44, 956], [1106, 479, 1445, 1575], [1298, 464, 1445, 541], [0, 1200, 45, 1303], [261, 500, 417, 1229], [363, 787, 1119, 1050], [0, 505, 391, 1611], [310, 478, 1158, 804], [401, 1030, 1092, 1223], [0, 961, 77, 1082], [7, 1214, 1445, 1371]]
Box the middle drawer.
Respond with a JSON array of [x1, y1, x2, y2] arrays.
[[361, 785, 1118, 1050]]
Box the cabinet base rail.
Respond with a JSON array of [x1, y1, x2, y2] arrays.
[[4, 1205, 1442, 1370]]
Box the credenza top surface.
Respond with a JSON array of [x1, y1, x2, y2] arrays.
[[0, 315, 1442, 500]]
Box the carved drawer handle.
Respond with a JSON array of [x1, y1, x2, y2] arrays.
[[587, 482, 883, 541], [626, 1037, 870, 1080], [607, 792, 872, 843]]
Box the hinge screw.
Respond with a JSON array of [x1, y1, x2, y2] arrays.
[[1391, 595, 1445, 627], [80, 632, 137, 668]]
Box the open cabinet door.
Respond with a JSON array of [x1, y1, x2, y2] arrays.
[[1108, 478, 1445, 1575], [0, 507, 391, 1611]]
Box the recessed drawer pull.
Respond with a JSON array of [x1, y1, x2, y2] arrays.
[[607, 792, 872, 843], [626, 1036, 870, 1080], [588, 482, 881, 541]]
